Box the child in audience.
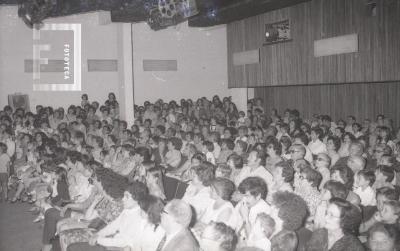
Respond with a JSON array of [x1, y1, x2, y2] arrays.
[[235, 177, 270, 240], [360, 187, 400, 233], [202, 140, 216, 165], [374, 201, 400, 225], [236, 126, 248, 143], [80, 94, 89, 107], [210, 132, 221, 159], [237, 111, 247, 127], [246, 213, 275, 251], [373, 165, 395, 190], [353, 170, 377, 207]]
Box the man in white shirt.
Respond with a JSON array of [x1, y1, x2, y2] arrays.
[[235, 177, 271, 240], [234, 150, 273, 189]]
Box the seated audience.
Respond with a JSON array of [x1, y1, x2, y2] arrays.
[[3, 94, 400, 251]]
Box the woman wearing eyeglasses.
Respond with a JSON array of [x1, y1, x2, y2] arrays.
[[314, 153, 331, 190], [368, 222, 400, 251], [306, 198, 364, 251]]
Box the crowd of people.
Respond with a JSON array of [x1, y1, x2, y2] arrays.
[[0, 92, 399, 251]]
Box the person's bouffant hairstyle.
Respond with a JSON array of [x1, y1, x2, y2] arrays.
[[329, 197, 362, 235], [126, 181, 149, 202], [139, 195, 165, 227], [227, 153, 243, 169], [311, 127, 324, 140], [67, 150, 81, 164], [275, 161, 294, 183], [342, 132, 356, 142], [206, 222, 238, 251], [95, 168, 129, 199], [135, 147, 151, 162], [191, 151, 206, 163], [294, 132, 309, 145], [323, 180, 348, 200], [271, 192, 308, 231], [327, 136, 341, 151], [211, 178, 236, 201], [301, 166, 322, 188], [168, 137, 183, 151], [279, 136, 292, 154], [268, 138, 282, 155], [330, 164, 354, 190], [377, 165, 395, 182], [376, 187, 400, 201], [203, 140, 215, 152], [271, 229, 298, 251], [194, 162, 215, 186], [238, 177, 268, 200]]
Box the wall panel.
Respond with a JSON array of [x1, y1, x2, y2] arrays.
[[255, 82, 400, 127], [227, 0, 400, 87]]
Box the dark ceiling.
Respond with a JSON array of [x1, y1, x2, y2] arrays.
[[1, 0, 310, 29]]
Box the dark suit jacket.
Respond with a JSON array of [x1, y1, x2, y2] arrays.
[[163, 229, 199, 251]]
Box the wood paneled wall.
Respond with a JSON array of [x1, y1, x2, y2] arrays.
[[254, 82, 400, 127], [227, 0, 400, 87]]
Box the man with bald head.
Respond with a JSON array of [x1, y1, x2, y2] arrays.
[[158, 199, 199, 251]]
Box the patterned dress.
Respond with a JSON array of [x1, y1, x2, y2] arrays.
[[59, 196, 123, 251]]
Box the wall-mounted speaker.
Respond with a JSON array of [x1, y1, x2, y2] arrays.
[[264, 19, 292, 45], [8, 94, 30, 112]]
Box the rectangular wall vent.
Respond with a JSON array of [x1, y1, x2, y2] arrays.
[[143, 59, 178, 71], [88, 59, 118, 72], [314, 34, 358, 57], [233, 49, 260, 66]]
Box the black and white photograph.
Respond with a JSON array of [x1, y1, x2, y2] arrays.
[[0, 0, 399, 251]]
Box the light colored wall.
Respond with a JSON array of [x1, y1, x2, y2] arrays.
[[0, 6, 122, 110], [132, 22, 230, 105], [1, 8, 240, 119]]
